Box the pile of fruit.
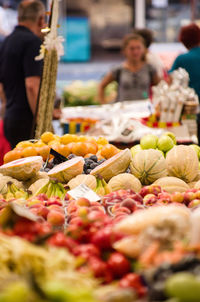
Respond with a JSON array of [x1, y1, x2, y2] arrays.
[[3, 133, 120, 164], [1, 131, 200, 301]]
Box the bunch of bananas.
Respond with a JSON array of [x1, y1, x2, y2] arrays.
[[36, 180, 66, 200], [4, 182, 28, 201], [94, 177, 111, 196]]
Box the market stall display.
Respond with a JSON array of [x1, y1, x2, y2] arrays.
[[1, 130, 200, 301]]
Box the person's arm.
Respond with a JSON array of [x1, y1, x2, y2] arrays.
[[0, 83, 6, 118], [151, 73, 161, 86], [25, 76, 40, 115], [98, 72, 115, 104]]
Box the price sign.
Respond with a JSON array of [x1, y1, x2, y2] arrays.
[[68, 184, 101, 202]]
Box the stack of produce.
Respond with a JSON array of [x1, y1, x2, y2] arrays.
[[1, 131, 200, 301]]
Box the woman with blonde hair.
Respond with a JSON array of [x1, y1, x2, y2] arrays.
[[98, 33, 160, 103]]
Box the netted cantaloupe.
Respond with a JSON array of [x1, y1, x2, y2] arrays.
[[166, 145, 199, 183], [90, 149, 131, 181], [153, 176, 189, 193], [130, 149, 167, 185], [0, 156, 43, 181], [48, 157, 84, 183], [108, 173, 141, 192]]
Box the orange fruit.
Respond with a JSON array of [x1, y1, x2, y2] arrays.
[[41, 132, 54, 144], [66, 142, 76, 154], [84, 153, 95, 158], [72, 142, 89, 157], [97, 136, 108, 145], [58, 144, 71, 158], [60, 134, 78, 144], [22, 146, 38, 158], [34, 140, 46, 148], [100, 144, 119, 159], [36, 145, 50, 161], [86, 142, 98, 154], [16, 140, 33, 149], [77, 135, 87, 142], [3, 149, 22, 163]]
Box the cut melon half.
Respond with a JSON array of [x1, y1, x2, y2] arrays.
[[0, 156, 43, 181], [90, 148, 132, 181], [48, 157, 84, 183]]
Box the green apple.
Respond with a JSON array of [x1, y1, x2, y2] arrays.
[[189, 144, 200, 160], [131, 144, 142, 158], [164, 131, 177, 145], [157, 135, 174, 152], [165, 272, 200, 302], [140, 134, 158, 150]]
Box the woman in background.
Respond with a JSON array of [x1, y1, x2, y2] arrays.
[[98, 34, 160, 103], [133, 28, 165, 79]]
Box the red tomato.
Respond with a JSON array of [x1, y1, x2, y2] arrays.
[[107, 252, 131, 278]]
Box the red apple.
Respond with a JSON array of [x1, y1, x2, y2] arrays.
[[143, 194, 157, 205]]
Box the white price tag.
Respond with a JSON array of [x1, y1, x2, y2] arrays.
[[68, 184, 101, 202]]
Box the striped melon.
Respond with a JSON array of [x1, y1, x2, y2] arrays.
[[166, 145, 199, 183], [130, 149, 167, 185], [0, 156, 43, 181]]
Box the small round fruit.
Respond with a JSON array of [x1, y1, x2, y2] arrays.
[[47, 210, 65, 226], [60, 134, 78, 144], [140, 134, 158, 150], [100, 144, 119, 159], [157, 135, 174, 152], [3, 149, 22, 163], [41, 132, 54, 144], [72, 142, 89, 156], [22, 146, 38, 157]]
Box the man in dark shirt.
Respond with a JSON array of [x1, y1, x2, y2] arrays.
[[0, 0, 45, 149]]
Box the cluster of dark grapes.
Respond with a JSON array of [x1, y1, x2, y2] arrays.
[[83, 155, 106, 174]]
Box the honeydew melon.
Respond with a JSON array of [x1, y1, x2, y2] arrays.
[[48, 157, 84, 183], [90, 148, 132, 181], [0, 156, 43, 181]]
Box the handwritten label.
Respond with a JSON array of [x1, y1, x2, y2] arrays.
[[68, 184, 101, 202]]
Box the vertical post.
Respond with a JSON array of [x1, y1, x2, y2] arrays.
[[191, 0, 197, 22], [135, 0, 146, 28]]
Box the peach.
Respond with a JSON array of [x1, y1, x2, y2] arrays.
[[171, 192, 184, 203], [47, 210, 65, 226], [77, 206, 90, 217], [121, 199, 137, 211], [48, 205, 64, 213], [143, 194, 157, 205], [188, 199, 200, 208], [76, 198, 91, 207]]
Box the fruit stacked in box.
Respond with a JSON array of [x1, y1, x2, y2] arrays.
[[1, 131, 200, 301]]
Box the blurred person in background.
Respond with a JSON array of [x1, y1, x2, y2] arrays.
[[170, 23, 200, 144], [133, 28, 165, 79], [98, 34, 160, 103], [0, 0, 45, 149]]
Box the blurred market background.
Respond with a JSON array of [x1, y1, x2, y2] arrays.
[[1, 0, 200, 137]]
